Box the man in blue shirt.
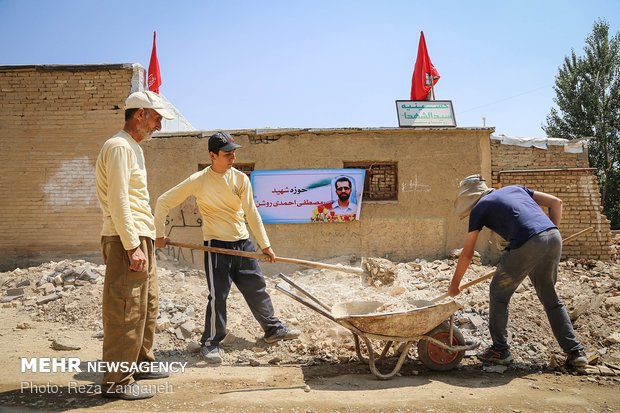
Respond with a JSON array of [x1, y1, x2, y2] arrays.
[[448, 174, 587, 368]]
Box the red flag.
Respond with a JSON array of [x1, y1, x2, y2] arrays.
[[410, 31, 440, 100], [148, 31, 162, 94]]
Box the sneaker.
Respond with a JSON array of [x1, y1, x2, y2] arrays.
[[476, 346, 513, 365], [565, 349, 588, 367], [263, 325, 300, 344], [134, 371, 170, 380], [102, 382, 154, 400], [200, 345, 223, 364]]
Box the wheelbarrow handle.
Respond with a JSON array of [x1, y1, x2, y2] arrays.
[[278, 273, 332, 312], [432, 226, 594, 303], [275, 283, 336, 322]]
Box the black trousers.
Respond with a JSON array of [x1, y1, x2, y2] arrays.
[[200, 238, 282, 347]]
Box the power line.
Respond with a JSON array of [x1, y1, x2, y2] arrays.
[[456, 85, 549, 115]]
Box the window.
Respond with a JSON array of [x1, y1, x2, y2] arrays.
[[344, 162, 398, 201], [198, 163, 255, 177], [234, 163, 255, 177]]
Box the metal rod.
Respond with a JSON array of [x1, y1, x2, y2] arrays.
[[278, 273, 332, 312], [275, 283, 336, 322]]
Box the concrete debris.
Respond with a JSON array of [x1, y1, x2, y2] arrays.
[[605, 332, 620, 345], [1, 294, 23, 303], [1, 248, 619, 376], [458, 313, 486, 330], [51, 338, 81, 351], [15, 279, 31, 288], [483, 364, 508, 374], [175, 320, 196, 340], [6, 288, 25, 297], [186, 342, 201, 353], [598, 365, 617, 376], [38, 283, 55, 295], [449, 248, 481, 265], [220, 333, 237, 346], [605, 296, 620, 310], [36, 294, 60, 305], [156, 317, 171, 333], [363, 257, 398, 286], [577, 365, 616, 376]]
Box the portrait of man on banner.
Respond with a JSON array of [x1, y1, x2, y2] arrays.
[[311, 175, 359, 223], [251, 169, 365, 224]]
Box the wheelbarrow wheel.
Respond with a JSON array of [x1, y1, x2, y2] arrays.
[[417, 321, 465, 371]]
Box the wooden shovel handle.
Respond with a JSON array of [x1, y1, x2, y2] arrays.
[[168, 240, 266, 260], [166, 240, 365, 275], [432, 226, 594, 303]]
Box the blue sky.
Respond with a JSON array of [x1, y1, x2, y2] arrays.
[[1, 0, 619, 137]]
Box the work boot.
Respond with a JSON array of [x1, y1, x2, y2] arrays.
[[134, 371, 170, 380], [200, 345, 223, 364], [263, 325, 300, 344], [134, 362, 170, 380], [476, 346, 513, 365], [565, 349, 588, 367]]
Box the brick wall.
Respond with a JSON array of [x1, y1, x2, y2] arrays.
[[0, 64, 613, 269], [490, 139, 589, 184], [0, 64, 140, 270], [491, 139, 611, 260]]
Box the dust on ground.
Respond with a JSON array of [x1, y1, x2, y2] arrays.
[[1, 234, 619, 412]]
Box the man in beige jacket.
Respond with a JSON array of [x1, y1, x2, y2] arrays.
[[95, 91, 173, 400], [154, 131, 299, 364]]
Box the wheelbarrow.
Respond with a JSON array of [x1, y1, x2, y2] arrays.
[[275, 273, 478, 380], [276, 227, 595, 380]]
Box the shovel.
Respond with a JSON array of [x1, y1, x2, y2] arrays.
[[166, 240, 366, 276], [431, 226, 594, 303]]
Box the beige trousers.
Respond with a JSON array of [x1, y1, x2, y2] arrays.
[[101, 236, 158, 390]]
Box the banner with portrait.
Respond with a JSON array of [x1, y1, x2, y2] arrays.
[[251, 169, 366, 224]]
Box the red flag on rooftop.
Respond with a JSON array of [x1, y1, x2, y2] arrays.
[[148, 31, 162, 94], [410, 31, 440, 100]]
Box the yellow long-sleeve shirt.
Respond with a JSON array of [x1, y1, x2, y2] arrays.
[[154, 166, 271, 250], [95, 130, 156, 250]]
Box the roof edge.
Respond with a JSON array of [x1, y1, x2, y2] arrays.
[[0, 63, 141, 72]]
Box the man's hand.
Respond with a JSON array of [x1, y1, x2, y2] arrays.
[[262, 247, 276, 263], [127, 246, 147, 272], [155, 236, 169, 249]]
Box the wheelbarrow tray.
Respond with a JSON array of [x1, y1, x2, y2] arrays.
[[275, 273, 476, 379], [332, 299, 463, 340]]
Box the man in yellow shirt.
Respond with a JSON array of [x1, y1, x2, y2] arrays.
[[96, 91, 174, 399], [154, 131, 299, 363]]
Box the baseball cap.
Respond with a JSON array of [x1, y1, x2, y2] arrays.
[[125, 91, 175, 120], [208, 131, 241, 152], [454, 174, 495, 219]]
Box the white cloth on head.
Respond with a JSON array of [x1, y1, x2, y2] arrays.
[[454, 174, 494, 219]]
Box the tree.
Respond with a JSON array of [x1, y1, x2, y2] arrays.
[[544, 19, 620, 229]]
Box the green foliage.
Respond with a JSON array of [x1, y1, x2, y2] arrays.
[[544, 19, 620, 229]]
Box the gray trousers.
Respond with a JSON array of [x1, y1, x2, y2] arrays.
[[489, 228, 583, 353]]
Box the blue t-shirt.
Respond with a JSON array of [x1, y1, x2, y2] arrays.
[[468, 185, 556, 249]]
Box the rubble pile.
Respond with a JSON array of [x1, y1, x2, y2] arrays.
[[612, 232, 620, 261], [1, 249, 620, 376]]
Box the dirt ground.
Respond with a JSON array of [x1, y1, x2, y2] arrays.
[[1, 237, 620, 412]]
